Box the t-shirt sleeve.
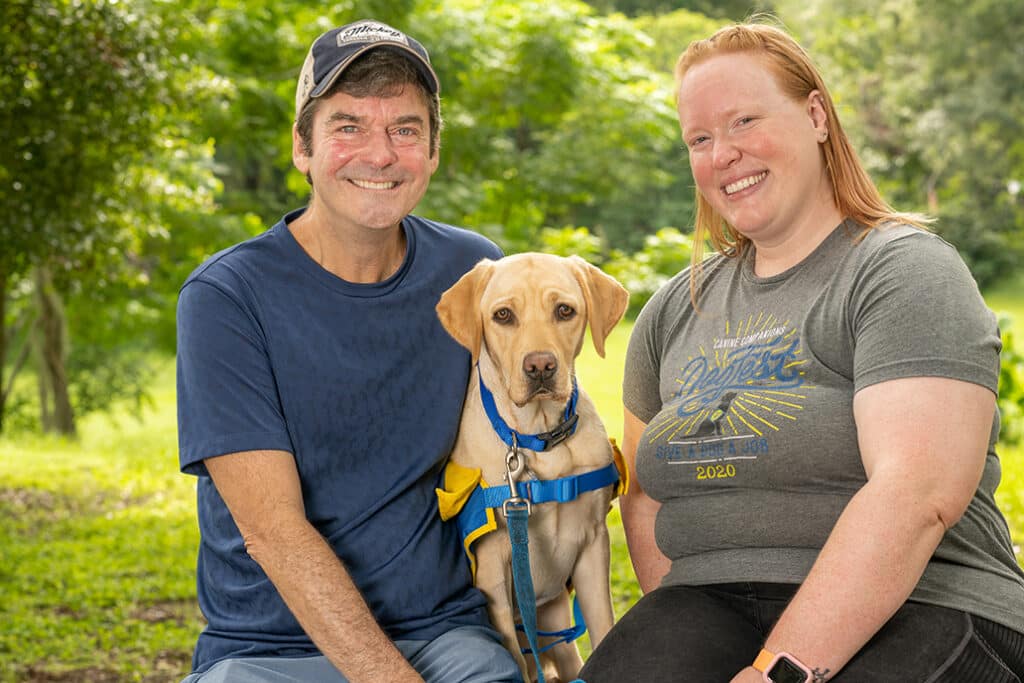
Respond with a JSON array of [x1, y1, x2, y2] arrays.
[[176, 279, 294, 476], [623, 278, 675, 423], [850, 231, 1001, 394]]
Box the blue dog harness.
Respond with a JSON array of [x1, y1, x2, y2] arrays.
[[436, 367, 626, 683]]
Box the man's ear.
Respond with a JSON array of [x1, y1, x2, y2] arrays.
[[436, 259, 495, 364], [292, 123, 310, 175]]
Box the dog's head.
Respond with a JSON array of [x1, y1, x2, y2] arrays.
[[437, 253, 629, 407]]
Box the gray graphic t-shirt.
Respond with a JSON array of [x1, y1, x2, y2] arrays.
[[625, 221, 1024, 632]]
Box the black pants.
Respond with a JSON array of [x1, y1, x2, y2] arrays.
[[579, 583, 1024, 682]]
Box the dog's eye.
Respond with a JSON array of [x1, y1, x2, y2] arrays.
[[556, 304, 576, 321], [493, 307, 515, 325]]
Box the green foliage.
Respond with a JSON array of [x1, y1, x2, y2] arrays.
[[415, 0, 682, 253], [997, 314, 1024, 447], [604, 227, 693, 317], [0, 0, 209, 275], [633, 9, 731, 74], [584, 0, 775, 20], [0, 0, 229, 431], [995, 443, 1024, 563], [780, 0, 1024, 288], [538, 226, 606, 262]]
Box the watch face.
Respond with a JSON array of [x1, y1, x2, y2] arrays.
[[768, 657, 809, 683]]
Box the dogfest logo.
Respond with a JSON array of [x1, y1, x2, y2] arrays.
[[648, 312, 813, 478]]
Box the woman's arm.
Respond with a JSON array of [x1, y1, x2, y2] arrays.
[[731, 376, 993, 682], [620, 408, 672, 594]]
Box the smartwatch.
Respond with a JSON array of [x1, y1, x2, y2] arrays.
[[753, 648, 814, 683]]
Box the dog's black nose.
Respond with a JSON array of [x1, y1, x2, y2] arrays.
[[523, 351, 558, 382]]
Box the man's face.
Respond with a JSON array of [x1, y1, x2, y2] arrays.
[[292, 86, 439, 234]]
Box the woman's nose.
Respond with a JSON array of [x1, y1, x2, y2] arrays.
[[712, 138, 740, 169]]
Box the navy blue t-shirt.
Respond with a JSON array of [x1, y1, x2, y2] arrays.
[[176, 209, 500, 673]]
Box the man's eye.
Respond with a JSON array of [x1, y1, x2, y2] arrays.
[[493, 308, 515, 325], [391, 127, 422, 143]]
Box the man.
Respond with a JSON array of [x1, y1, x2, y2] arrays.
[[176, 19, 522, 683]]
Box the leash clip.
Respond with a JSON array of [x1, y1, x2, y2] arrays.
[[502, 435, 532, 517]]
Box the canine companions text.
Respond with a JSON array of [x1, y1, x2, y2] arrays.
[[436, 253, 629, 682]]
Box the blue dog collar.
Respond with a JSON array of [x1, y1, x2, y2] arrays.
[[477, 364, 579, 452]]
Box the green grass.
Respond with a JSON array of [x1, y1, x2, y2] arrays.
[[1, 302, 1022, 680], [985, 271, 1024, 320], [0, 362, 203, 682]]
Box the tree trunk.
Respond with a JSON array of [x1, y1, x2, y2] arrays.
[[34, 265, 76, 436]]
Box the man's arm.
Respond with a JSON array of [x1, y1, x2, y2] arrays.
[[204, 450, 423, 683]]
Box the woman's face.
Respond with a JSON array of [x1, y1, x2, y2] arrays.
[[677, 52, 833, 248]]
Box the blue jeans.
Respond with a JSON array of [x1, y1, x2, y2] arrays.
[[580, 582, 1024, 682], [181, 624, 523, 683]]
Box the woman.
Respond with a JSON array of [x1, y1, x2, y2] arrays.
[[580, 22, 1024, 683]]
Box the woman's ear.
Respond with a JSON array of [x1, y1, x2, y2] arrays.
[[807, 90, 829, 141]]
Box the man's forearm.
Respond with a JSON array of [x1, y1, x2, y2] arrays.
[[244, 519, 423, 683]]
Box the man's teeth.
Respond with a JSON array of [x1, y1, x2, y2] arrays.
[[725, 172, 767, 195], [352, 179, 398, 190]]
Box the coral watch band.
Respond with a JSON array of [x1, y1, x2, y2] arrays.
[[753, 648, 776, 672]]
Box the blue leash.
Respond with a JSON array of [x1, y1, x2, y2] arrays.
[[501, 437, 592, 683], [481, 365, 592, 683], [506, 502, 546, 681]]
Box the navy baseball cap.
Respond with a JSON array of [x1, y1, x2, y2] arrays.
[[295, 19, 440, 119]]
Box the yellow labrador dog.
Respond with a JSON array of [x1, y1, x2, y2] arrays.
[[436, 253, 628, 683]]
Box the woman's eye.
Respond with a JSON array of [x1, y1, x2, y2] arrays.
[[556, 304, 576, 321]]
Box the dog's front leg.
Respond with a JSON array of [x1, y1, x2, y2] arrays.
[[475, 542, 532, 680], [570, 521, 616, 649], [536, 590, 584, 681]]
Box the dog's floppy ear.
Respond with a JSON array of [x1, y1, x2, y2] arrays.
[[567, 255, 629, 358], [436, 259, 496, 364]]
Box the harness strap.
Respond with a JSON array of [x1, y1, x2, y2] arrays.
[[480, 462, 620, 510], [517, 593, 587, 654]]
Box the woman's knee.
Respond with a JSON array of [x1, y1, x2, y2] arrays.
[[580, 585, 761, 683], [838, 604, 1022, 682]]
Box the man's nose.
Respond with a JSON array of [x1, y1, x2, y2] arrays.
[[361, 128, 399, 167]]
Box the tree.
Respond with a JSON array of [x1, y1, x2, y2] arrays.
[[582, 0, 775, 20], [780, 0, 1024, 287], [409, 0, 684, 253], [0, 0, 221, 433]]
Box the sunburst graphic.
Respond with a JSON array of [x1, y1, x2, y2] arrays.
[[648, 312, 814, 462]]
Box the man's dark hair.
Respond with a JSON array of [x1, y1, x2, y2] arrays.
[[295, 48, 442, 162]]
